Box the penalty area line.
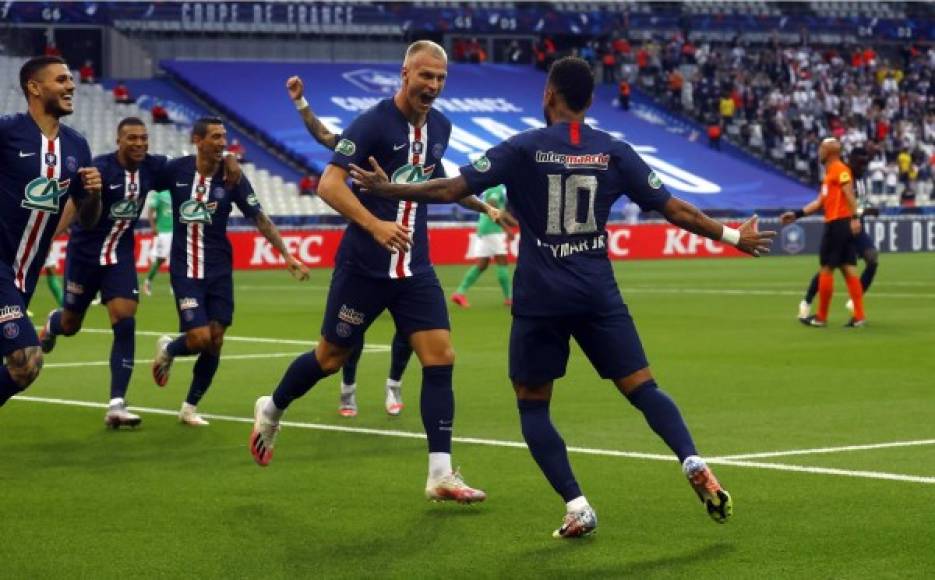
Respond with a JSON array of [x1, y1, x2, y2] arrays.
[[9, 395, 935, 486]]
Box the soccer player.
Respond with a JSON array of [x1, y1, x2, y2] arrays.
[[350, 56, 774, 536], [796, 146, 878, 320], [41, 250, 65, 308], [143, 187, 173, 296], [338, 332, 412, 417], [37, 117, 240, 428], [287, 74, 416, 418], [249, 42, 488, 505], [151, 117, 309, 426], [782, 138, 866, 327], [450, 183, 513, 308], [0, 55, 102, 408]]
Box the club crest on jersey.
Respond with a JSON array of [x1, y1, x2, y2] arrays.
[[212, 187, 226, 200], [21, 176, 70, 212], [391, 163, 435, 184], [336, 139, 356, 157], [472, 156, 491, 173], [178, 199, 218, 224], [109, 199, 140, 220], [66, 156, 78, 172], [3, 322, 19, 339]]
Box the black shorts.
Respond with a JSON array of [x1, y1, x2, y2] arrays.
[[819, 218, 857, 267]]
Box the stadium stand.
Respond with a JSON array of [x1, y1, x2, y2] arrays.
[[159, 59, 817, 214]]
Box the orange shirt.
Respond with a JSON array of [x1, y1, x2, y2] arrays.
[[820, 159, 854, 222]]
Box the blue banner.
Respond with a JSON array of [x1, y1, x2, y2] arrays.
[[161, 60, 817, 211]]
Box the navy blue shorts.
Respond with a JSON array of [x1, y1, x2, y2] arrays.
[[321, 268, 449, 348], [854, 229, 875, 257], [63, 256, 139, 314], [509, 307, 649, 384], [0, 267, 39, 356], [170, 273, 234, 331]]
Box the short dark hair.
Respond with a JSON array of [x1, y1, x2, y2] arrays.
[[117, 116, 146, 133], [19, 55, 68, 98], [192, 116, 224, 138], [547, 57, 594, 113]]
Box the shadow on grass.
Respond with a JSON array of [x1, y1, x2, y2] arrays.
[[522, 541, 736, 578]]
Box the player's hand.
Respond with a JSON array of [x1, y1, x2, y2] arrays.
[[349, 157, 389, 193], [78, 167, 102, 195], [736, 215, 775, 257], [850, 218, 862, 236], [285, 255, 310, 281], [779, 211, 797, 225], [493, 208, 518, 229], [286, 76, 305, 101], [222, 154, 242, 188], [368, 219, 411, 253]]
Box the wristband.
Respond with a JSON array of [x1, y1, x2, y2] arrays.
[[294, 97, 309, 110], [720, 226, 741, 246], [793, 209, 806, 219]]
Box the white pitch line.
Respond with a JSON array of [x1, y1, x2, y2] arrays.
[[78, 328, 391, 352], [10, 395, 935, 486], [42, 352, 308, 369], [715, 439, 935, 461], [235, 284, 934, 299]]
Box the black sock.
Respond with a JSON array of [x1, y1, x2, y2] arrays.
[[625, 380, 698, 463], [420, 365, 454, 453], [517, 399, 582, 502]]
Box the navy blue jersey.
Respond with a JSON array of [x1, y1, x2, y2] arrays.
[[67, 152, 168, 266], [460, 121, 671, 316], [329, 98, 450, 279], [0, 113, 92, 298], [154, 156, 262, 279]]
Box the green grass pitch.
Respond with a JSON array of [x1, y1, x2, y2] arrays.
[[2, 253, 933, 579]]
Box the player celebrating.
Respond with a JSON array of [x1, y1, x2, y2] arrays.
[[782, 138, 866, 327], [143, 187, 173, 296], [450, 183, 513, 308], [151, 117, 309, 426], [0, 56, 102, 407], [38, 117, 240, 428], [350, 57, 774, 536], [286, 74, 415, 418], [796, 146, 878, 320], [249, 42, 488, 505]]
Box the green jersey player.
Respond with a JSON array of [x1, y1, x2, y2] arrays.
[[451, 183, 514, 307]]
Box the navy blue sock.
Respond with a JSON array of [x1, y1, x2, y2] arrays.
[[0, 367, 24, 407], [625, 380, 698, 462], [517, 399, 582, 502], [186, 352, 219, 405], [272, 351, 331, 410], [110, 318, 135, 400], [804, 273, 819, 304], [861, 261, 878, 292], [420, 365, 453, 453], [48, 308, 64, 336], [342, 342, 363, 385], [389, 332, 412, 382], [166, 335, 192, 357]]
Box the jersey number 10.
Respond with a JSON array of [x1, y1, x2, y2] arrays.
[[546, 174, 598, 235]]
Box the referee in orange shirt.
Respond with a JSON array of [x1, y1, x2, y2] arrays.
[[781, 138, 866, 327]]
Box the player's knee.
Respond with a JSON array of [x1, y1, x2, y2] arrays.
[[7, 347, 44, 387], [864, 248, 879, 265], [60, 311, 82, 336], [209, 335, 224, 355], [187, 332, 212, 352], [315, 340, 349, 374]]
